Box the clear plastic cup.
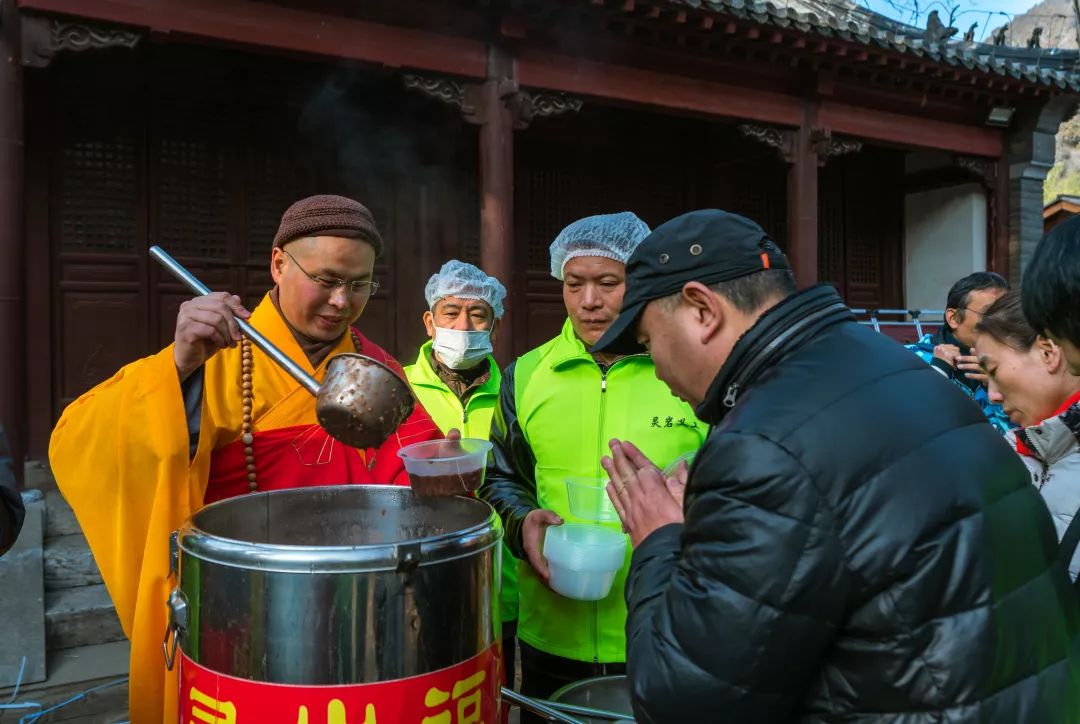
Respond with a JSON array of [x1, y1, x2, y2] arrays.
[[397, 438, 493, 496], [662, 450, 697, 479], [565, 477, 620, 523], [543, 524, 627, 601]]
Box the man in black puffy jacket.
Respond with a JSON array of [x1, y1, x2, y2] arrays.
[[594, 209, 1080, 723]]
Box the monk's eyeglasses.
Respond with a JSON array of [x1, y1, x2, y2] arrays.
[[283, 249, 380, 297]]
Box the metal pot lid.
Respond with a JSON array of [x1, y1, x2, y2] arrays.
[[177, 485, 501, 573]]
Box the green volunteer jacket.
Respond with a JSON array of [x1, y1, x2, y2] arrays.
[[404, 341, 519, 625], [479, 318, 706, 663]]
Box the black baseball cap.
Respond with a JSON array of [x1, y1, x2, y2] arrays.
[[593, 209, 790, 354]]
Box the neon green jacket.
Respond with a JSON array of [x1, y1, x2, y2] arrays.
[[479, 319, 706, 663], [404, 341, 519, 624]]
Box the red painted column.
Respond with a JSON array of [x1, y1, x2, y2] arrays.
[[478, 45, 515, 364], [0, 0, 25, 483], [989, 157, 1010, 277], [787, 101, 819, 289]]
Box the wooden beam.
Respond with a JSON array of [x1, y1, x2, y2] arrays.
[[647, 5, 660, 18], [792, 36, 806, 49], [500, 13, 528, 40], [819, 100, 1002, 156], [478, 47, 515, 364], [675, 10, 687, 23], [746, 27, 760, 39], [989, 156, 1009, 275], [517, 49, 803, 125], [16, 0, 488, 77], [788, 103, 819, 289]]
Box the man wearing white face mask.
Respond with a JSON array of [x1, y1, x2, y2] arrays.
[[406, 260, 505, 426], [402, 259, 520, 683]]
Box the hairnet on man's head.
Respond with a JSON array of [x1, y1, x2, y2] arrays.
[[549, 212, 651, 280], [424, 260, 507, 319]]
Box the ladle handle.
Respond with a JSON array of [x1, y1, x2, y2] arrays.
[[150, 245, 321, 397]]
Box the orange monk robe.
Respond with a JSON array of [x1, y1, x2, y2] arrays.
[[48, 293, 441, 723]]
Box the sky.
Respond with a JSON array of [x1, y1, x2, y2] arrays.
[[861, 0, 1044, 40]]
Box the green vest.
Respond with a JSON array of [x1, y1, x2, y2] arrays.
[[404, 341, 519, 624], [513, 319, 706, 663]]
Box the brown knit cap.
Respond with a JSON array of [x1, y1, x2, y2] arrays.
[[273, 194, 384, 257]]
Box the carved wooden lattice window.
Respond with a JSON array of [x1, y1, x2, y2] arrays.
[[521, 152, 688, 276], [728, 160, 787, 247], [818, 165, 845, 291], [458, 159, 481, 266], [157, 137, 228, 258], [847, 238, 880, 286], [524, 166, 577, 273], [154, 85, 229, 259], [246, 149, 316, 259], [845, 176, 882, 290], [60, 135, 139, 253]]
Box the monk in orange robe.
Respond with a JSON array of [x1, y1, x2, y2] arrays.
[[49, 195, 441, 723]]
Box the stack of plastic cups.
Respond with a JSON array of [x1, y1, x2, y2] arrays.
[[543, 478, 628, 601]]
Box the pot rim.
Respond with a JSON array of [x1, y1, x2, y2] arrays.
[[177, 484, 502, 573]]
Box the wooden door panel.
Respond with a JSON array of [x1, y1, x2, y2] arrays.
[[59, 291, 144, 406], [525, 304, 570, 350], [157, 293, 189, 351], [354, 295, 395, 354]]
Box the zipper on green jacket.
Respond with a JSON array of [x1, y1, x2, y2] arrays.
[[589, 354, 646, 663], [593, 364, 610, 662]]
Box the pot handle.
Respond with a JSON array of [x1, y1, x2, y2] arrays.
[[163, 588, 188, 671]]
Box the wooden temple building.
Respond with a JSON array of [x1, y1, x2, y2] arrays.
[[2, 0, 1079, 471], [1, 0, 1080, 713]]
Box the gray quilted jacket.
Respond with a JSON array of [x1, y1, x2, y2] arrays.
[[1012, 402, 1080, 579]]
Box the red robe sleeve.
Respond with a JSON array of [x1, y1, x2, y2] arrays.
[[354, 330, 443, 486]]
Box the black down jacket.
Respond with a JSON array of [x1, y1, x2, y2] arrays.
[[625, 285, 1080, 723], [0, 424, 23, 556]]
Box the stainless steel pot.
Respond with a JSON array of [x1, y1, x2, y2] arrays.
[[164, 485, 501, 684]]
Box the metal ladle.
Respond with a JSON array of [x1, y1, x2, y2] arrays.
[[150, 246, 414, 450]]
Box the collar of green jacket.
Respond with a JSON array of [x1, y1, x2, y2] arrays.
[[406, 340, 501, 397], [548, 318, 644, 370]]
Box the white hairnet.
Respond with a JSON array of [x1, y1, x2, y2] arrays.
[[549, 212, 651, 280], [424, 260, 507, 319]]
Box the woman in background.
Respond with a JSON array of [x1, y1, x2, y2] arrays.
[[975, 289, 1080, 579]]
